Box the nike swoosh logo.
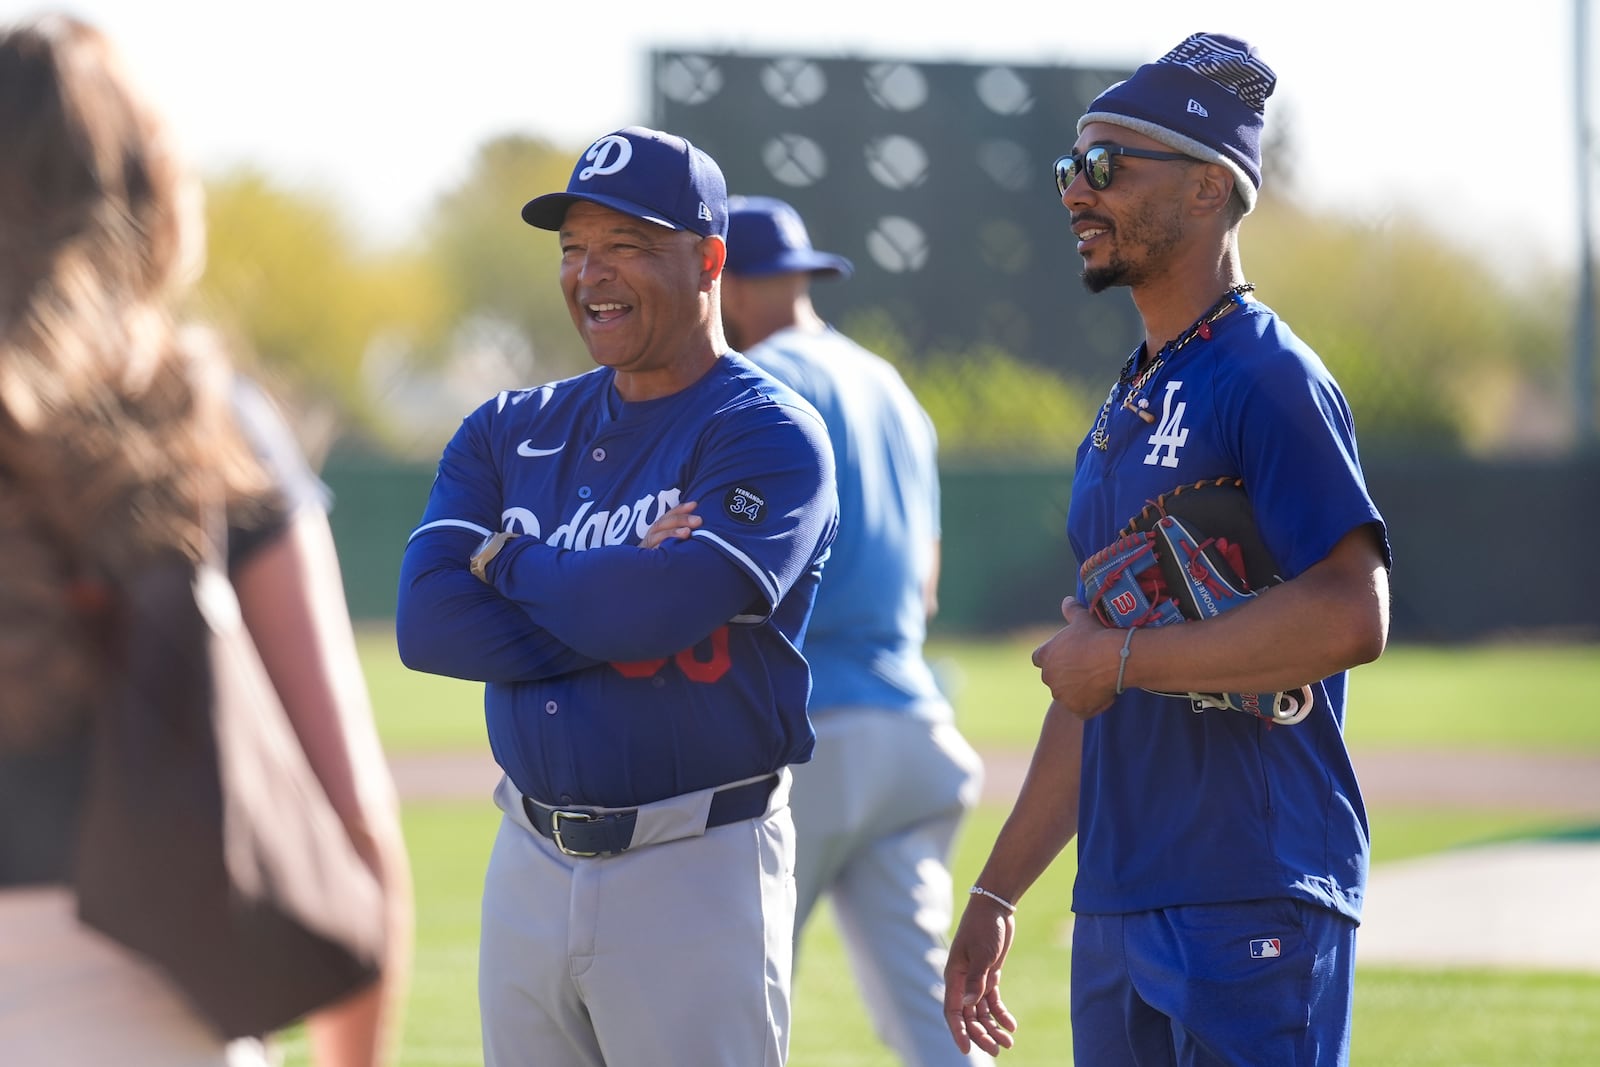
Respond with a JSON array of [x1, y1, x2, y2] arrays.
[[517, 440, 565, 458]]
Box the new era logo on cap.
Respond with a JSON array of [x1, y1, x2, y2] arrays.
[[521, 125, 728, 238], [1187, 98, 1209, 117]]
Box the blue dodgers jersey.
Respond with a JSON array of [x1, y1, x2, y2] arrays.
[[749, 327, 949, 719], [402, 352, 838, 808], [1066, 301, 1390, 924]]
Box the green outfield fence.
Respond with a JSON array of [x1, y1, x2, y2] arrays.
[[323, 451, 1600, 643]]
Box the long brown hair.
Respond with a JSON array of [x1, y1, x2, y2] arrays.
[[0, 14, 273, 563], [0, 14, 271, 748]]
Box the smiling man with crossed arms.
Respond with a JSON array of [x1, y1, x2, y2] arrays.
[[397, 125, 838, 1067]]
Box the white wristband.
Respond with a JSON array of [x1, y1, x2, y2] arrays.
[[969, 885, 1017, 914], [1115, 627, 1136, 695]]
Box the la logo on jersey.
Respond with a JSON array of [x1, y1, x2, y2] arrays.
[[1143, 380, 1189, 468], [1250, 938, 1282, 959]]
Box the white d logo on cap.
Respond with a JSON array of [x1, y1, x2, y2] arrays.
[[579, 135, 633, 182]]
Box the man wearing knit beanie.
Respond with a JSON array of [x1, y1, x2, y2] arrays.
[[945, 33, 1393, 1067]]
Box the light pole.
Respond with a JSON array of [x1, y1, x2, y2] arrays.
[[1577, 0, 1596, 448]]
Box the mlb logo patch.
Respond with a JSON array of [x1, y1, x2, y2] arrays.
[[1250, 938, 1282, 959]]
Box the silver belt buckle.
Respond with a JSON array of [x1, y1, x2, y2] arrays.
[[550, 810, 599, 857]]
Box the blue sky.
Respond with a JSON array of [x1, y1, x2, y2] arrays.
[[8, 1, 1588, 274]]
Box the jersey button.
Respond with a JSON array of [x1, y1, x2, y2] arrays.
[[577, 486, 592, 500], [545, 701, 558, 715], [591, 447, 606, 461]]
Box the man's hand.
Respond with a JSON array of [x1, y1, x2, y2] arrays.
[[942, 894, 1019, 1056], [640, 501, 700, 549], [1031, 596, 1122, 720]]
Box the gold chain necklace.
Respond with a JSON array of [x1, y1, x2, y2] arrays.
[[1090, 283, 1255, 451]]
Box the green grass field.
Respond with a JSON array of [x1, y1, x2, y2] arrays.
[[361, 629, 1600, 755], [279, 632, 1600, 1067]]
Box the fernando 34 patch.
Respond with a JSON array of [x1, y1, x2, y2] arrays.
[[725, 485, 766, 525]]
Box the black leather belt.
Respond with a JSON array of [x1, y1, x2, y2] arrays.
[[522, 774, 779, 858]]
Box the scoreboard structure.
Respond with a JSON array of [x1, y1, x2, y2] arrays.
[[652, 50, 1138, 381]]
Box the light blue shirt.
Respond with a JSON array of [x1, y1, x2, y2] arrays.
[[748, 326, 950, 720]]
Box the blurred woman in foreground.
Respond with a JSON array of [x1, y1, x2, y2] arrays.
[[0, 13, 412, 1066]]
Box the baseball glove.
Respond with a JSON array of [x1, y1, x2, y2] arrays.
[[1078, 477, 1313, 725]]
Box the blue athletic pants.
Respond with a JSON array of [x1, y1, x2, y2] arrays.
[[1071, 899, 1357, 1066]]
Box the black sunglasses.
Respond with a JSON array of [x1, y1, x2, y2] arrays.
[[1053, 145, 1194, 196]]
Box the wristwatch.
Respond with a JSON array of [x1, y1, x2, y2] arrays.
[[469, 530, 520, 583]]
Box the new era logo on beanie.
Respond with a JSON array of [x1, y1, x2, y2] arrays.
[[725, 195, 854, 279], [1078, 32, 1276, 213], [522, 125, 728, 238]]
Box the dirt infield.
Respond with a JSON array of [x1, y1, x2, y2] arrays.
[[388, 746, 1600, 816]]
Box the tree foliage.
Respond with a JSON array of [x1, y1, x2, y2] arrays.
[[840, 308, 1093, 462], [188, 167, 450, 453], [1248, 197, 1568, 455], [419, 134, 592, 384]]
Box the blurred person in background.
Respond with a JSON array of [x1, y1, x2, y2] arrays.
[[721, 195, 986, 1067], [944, 32, 1390, 1066], [0, 13, 411, 1066]]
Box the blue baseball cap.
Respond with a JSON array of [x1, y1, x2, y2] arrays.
[[724, 195, 854, 280], [1079, 32, 1276, 212], [522, 126, 728, 238]]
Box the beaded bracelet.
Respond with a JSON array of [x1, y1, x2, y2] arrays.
[[1115, 627, 1136, 695], [969, 885, 1018, 913]]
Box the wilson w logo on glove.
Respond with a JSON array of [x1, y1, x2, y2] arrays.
[[1079, 478, 1314, 726], [1079, 533, 1185, 629]]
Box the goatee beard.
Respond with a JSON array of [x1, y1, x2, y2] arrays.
[[1080, 265, 1125, 294]]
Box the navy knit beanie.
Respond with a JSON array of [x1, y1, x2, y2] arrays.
[[1078, 33, 1276, 212]]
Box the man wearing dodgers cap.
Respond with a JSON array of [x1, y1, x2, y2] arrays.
[[397, 127, 839, 1066], [944, 34, 1391, 1066], [721, 195, 987, 1067]]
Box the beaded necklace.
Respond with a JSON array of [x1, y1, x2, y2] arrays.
[[1090, 283, 1255, 451]]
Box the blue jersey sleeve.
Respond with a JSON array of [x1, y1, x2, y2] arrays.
[[1215, 319, 1391, 577], [674, 394, 837, 614], [396, 526, 603, 682], [396, 394, 603, 682]]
